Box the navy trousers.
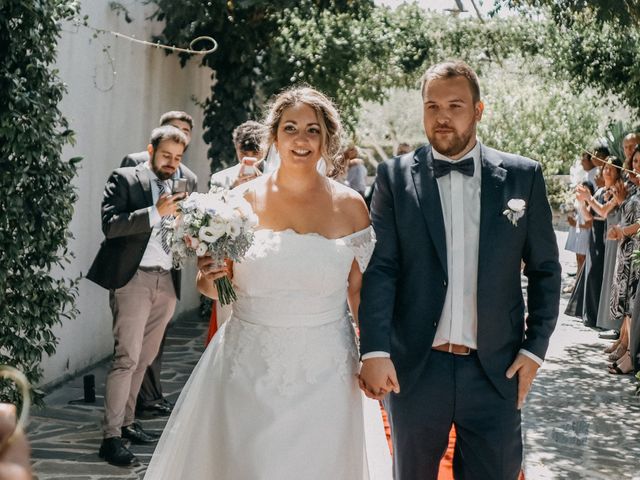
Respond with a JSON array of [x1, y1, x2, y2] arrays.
[[385, 350, 522, 480]]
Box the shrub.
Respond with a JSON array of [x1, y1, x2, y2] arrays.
[[0, 0, 81, 404]]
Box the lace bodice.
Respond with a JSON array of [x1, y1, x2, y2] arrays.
[[231, 226, 376, 328]]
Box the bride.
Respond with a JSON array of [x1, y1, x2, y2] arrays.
[[144, 86, 391, 479]]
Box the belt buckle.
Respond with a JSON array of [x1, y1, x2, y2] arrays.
[[457, 346, 472, 356], [449, 343, 471, 356]]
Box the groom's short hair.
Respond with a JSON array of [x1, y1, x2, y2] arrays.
[[421, 61, 481, 104]]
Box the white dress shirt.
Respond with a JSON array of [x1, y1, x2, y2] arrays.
[[432, 142, 482, 349], [210, 164, 242, 189], [138, 162, 174, 271], [363, 142, 542, 366]]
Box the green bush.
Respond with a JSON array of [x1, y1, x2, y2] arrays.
[[0, 1, 81, 404]]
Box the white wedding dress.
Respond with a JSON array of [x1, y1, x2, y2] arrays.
[[144, 227, 392, 479]]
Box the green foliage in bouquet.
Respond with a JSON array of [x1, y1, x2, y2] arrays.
[[0, 0, 81, 404]]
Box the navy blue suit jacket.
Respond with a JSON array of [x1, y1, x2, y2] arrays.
[[359, 144, 561, 398]]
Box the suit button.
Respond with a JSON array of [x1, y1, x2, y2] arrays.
[[433, 321, 437, 327], [443, 280, 447, 287]]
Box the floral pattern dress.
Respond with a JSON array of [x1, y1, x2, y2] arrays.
[[610, 183, 640, 323]]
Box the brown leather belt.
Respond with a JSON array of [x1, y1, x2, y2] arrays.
[[139, 266, 170, 274], [432, 343, 476, 356]]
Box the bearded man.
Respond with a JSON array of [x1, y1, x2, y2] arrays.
[[358, 61, 561, 479]]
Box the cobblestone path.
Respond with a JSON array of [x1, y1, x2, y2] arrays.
[[30, 232, 640, 479]]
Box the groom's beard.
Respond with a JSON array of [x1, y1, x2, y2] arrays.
[[428, 124, 475, 158]]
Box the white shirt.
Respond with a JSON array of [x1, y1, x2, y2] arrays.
[[363, 142, 542, 366], [210, 164, 242, 189], [138, 162, 174, 271], [432, 143, 481, 349]]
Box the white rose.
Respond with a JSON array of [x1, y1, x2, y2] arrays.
[[226, 220, 243, 238], [199, 225, 223, 243], [507, 199, 526, 212], [195, 243, 208, 256]]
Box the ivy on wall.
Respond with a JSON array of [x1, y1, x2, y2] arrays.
[[0, 0, 81, 403]]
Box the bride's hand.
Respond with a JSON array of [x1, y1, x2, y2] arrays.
[[197, 255, 230, 281], [358, 358, 400, 401]]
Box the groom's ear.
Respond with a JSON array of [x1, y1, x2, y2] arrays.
[[475, 100, 484, 121], [147, 143, 154, 157]]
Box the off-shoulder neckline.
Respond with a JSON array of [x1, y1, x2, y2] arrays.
[[254, 226, 372, 242]]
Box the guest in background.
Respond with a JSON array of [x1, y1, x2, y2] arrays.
[[210, 120, 264, 189], [119, 111, 198, 419], [581, 151, 599, 189], [607, 147, 640, 374], [87, 126, 197, 466], [622, 133, 640, 171], [121, 111, 194, 168], [564, 186, 592, 275], [565, 146, 611, 316], [344, 145, 368, 197], [577, 158, 624, 332]]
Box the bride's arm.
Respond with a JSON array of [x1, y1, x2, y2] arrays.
[[196, 255, 231, 299], [347, 264, 363, 326], [344, 191, 373, 327]]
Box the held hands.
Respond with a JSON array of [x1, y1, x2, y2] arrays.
[[358, 357, 400, 401], [0, 404, 31, 480], [505, 353, 540, 410], [156, 192, 187, 217]]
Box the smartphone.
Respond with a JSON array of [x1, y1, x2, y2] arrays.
[[172, 178, 188, 194], [240, 157, 258, 176]]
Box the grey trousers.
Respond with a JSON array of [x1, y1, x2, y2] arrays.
[[103, 269, 176, 438], [136, 331, 166, 408]]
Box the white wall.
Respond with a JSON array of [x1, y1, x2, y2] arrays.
[[41, 0, 213, 386]]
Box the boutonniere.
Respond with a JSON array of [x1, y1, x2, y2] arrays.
[[503, 199, 526, 226]]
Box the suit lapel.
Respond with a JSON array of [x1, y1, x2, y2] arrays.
[[411, 146, 448, 276], [478, 145, 507, 273], [135, 164, 154, 207]]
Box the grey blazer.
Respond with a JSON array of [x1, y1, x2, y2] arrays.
[[87, 163, 197, 299]]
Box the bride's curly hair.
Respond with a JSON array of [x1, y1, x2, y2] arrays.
[[262, 86, 346, 177]]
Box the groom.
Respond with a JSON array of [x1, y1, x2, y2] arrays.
[[358, 61, 561, 479]]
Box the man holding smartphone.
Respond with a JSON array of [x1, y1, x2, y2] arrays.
[[210, 120, 265, 189], [120, 111, 198, 419], [88, 126, 197, 466]]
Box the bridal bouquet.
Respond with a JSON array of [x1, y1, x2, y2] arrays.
[[169, 187, 258, 305]]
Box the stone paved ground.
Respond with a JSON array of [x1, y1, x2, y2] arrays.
[[522, 231, 640, 479], [30, 231, 640, 479], [29, 315, 207, 480]]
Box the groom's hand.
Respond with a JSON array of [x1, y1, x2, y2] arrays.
[[506, 354, 540, 410], [358, 358, 400, 401]]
